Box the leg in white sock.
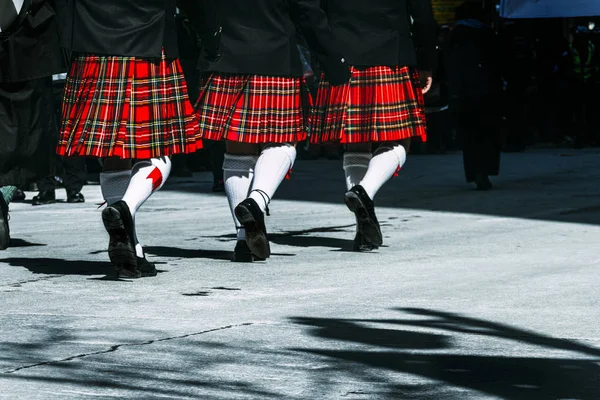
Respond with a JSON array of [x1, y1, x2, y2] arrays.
[[248, 144, 297, 213], [223, 154, 258, 241], [359, 144, 407, 200], [122, 157, 172, 217]]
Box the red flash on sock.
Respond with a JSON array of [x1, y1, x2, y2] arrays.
[[147, 167, 163, 191]]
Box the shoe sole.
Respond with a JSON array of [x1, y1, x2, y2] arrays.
[[234, 204, 271, 260], [344, 192, 383, 246], [232, 252, 254, 263], [0, 218, 9, 251], [102, 206, 141, 279], [353, 243, 379, 252]]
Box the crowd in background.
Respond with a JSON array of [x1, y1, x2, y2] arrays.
[[425, 8, 600, 155]]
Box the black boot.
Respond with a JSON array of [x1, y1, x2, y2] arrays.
[[232, 240, 265, 263], [32, 190, 56, 206], [12, 189, 26, 203], [344, 185, 383, 246], [0, 196, 10, 250], [353, 231, 379, 252], [102, 201, 140, 279], [137, 256, 158, 277], [234, 198, 270, 259], [66, 190, 85, 203], [475, 173, 493, 191]]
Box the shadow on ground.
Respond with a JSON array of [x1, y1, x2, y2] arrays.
[[0, 309, 598, 398], [290, 308, 600, 399], [163, 153, 600, 227], [0, 258, 110, 276]]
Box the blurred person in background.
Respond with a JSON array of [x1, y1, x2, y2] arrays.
[[446, 2, 503, 190], [566, 26, 598, 148], [0, 0, 65, 249], [31, 73, 87, 206]]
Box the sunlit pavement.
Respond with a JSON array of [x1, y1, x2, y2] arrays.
[[1, 148, 599, 399]]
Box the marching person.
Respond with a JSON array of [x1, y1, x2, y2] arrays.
[[0, 0, 65, 250], [194, 0, 350, 262], [310, 0, 437, 252], [56, 0, 220, 278]]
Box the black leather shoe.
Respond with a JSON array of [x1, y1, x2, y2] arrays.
[[353, 231, 379, 252], [232, 240, 265, 263], [32, 190, 56, 206], [0, 196, 10, 251], [344, 185, 383, 246], [137, 256, 157, 277], [12, 189, 26, 203], [67, 191, 85, 203], [102, 201, 140, 279], [234, 198, 270, 259], [475, 174, 493, 191]]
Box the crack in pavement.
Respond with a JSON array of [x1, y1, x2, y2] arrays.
[[2, 322, 254, 374]]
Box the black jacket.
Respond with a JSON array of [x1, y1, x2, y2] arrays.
[[202, 0, 349, 83], [55, 0, 219, 59], [445, 21, 503, 100], [323, 0, 438, 71], [0, 0, 65, 83]]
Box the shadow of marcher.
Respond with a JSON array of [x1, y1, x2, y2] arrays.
[[0, 258, 109, 276], [290, 309, 600, 399]]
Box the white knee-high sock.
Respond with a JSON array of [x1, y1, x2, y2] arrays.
[[223, 154, 258, 240], [122, 157, 172, 217], [248, 144, 297, 214], [101, 169, 147, 258], [359, 145, 407, 200], [343, 152, 372, 191]]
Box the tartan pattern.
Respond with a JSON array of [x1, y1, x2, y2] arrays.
[[310, 66, 427, 144], [57, 53, 201, 159], [195, 74, 310, 143]]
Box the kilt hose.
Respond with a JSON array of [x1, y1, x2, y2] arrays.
[[57, 52, 201, 160], [310, 66, 427, 144], [195, 74, 311, 144]]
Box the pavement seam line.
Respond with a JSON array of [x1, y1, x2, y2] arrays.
[[2, 322, 254, 374]]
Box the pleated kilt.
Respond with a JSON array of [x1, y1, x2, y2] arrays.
[[310, 66, 427, 144], [57, 52, 201, 159], [195, 74, 310, 144]]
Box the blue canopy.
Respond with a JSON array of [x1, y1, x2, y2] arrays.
[[500, 0, 600, 19]]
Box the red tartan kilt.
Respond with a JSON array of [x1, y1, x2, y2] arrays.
[[195, 74, 310, 144], [310, 66, 427, 144], [57, 53, 201, 159]]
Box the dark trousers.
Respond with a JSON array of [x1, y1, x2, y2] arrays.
[[37, 155, 86, 192], [205, 139, 225, 182], [0, 77, 56, 187], [452, 98, 501, 182], [36, 80, 86, 192], [569, 80, 597, 147]]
